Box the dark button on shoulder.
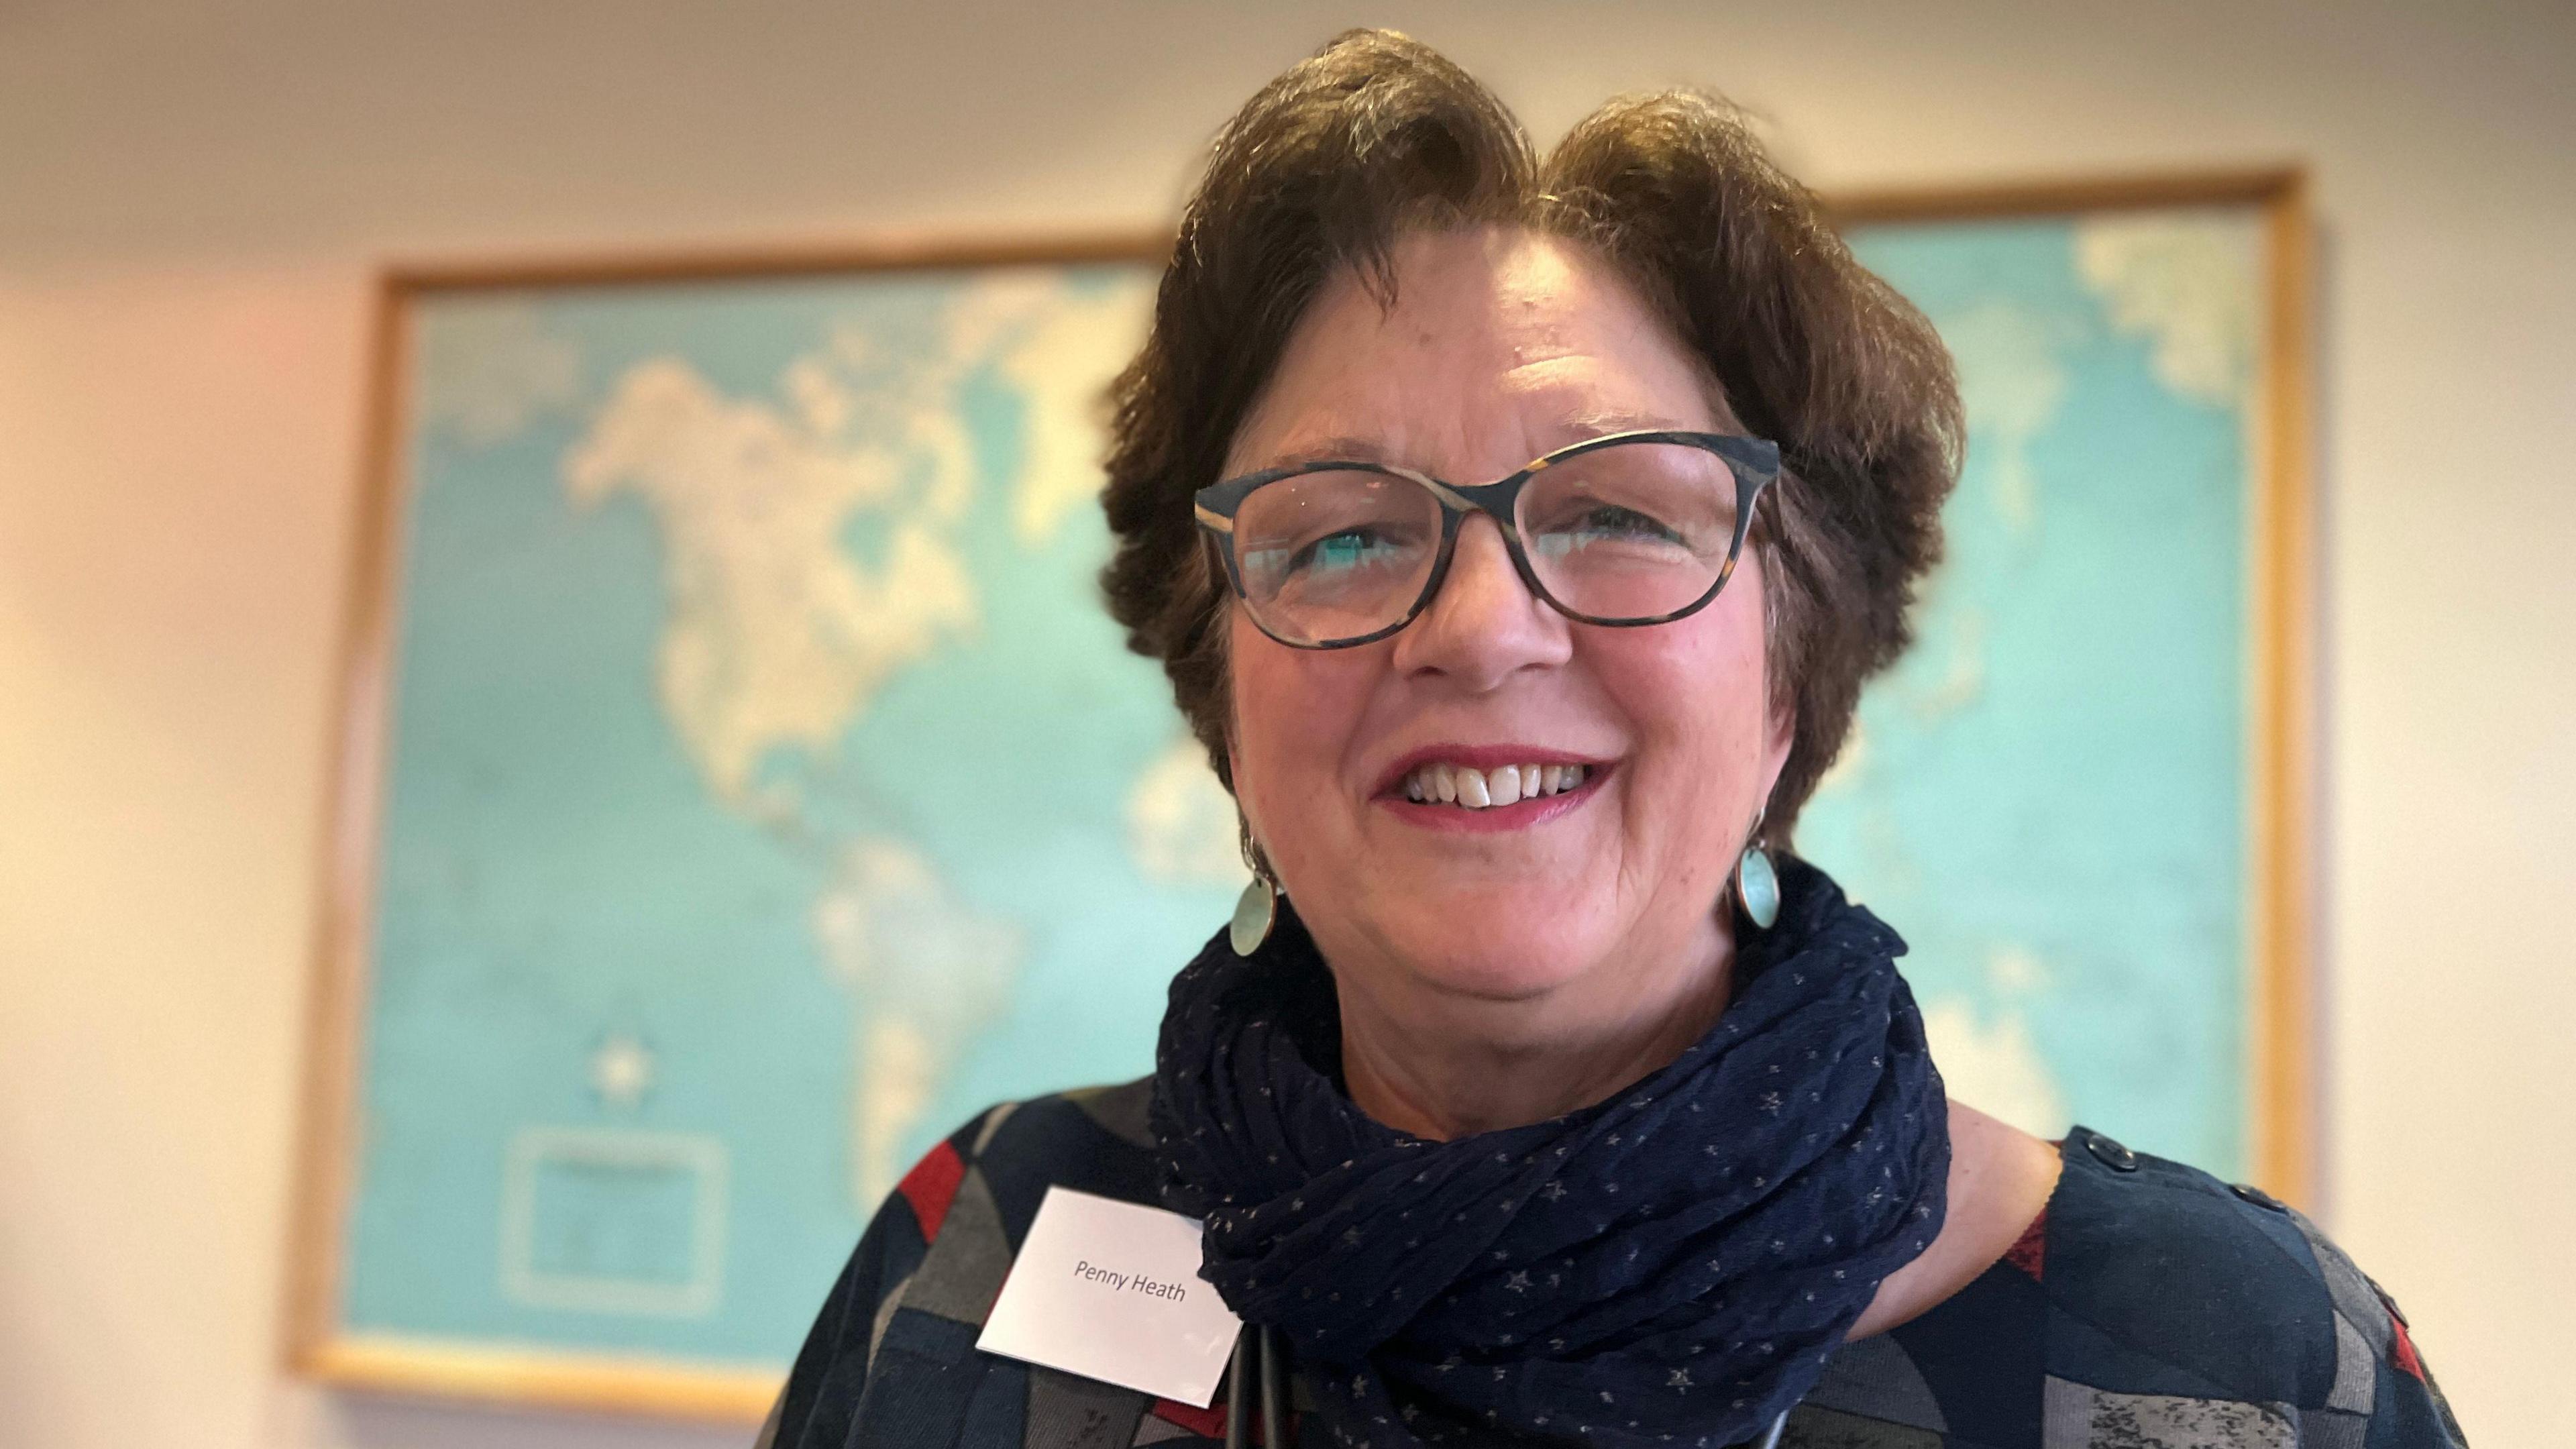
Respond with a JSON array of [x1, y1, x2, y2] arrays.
[[2082, 1130, 2139, 1172], [2231, 1182, 2288, 1212]]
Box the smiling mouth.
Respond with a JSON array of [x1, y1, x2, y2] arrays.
[[1399, 761, 1593, 810]]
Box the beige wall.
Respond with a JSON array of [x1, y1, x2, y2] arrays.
[[3, 2, 2568, 1444]]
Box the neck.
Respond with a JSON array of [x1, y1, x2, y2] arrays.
[[1333, 912, 1739, 1140]]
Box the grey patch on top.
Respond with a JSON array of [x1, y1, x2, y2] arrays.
[[2284, 1208, 2394, 1360], [904, 1167, 1016, 1325], [2326, 1307, 2377, 1415]]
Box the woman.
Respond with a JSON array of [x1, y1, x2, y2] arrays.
[[768, 30, 2463, 1449]]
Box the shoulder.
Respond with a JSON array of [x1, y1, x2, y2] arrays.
[[767, 1078, 1182, 1449], [860, 1076, 1163, 1328], [896, 1077, 1164, 1246], [1835, 1128, 2465, 1446], [2029, 1126, 2463, 1442], [2042, 1124, 2347, 1397]]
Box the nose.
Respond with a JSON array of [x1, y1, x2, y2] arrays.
[[1388, 514, 1572, 689]]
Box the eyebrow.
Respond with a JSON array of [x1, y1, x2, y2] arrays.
[[1254, 410, 1709, 474], [1559, 407, 1704, 438], [1257, 435, 1407, 470]]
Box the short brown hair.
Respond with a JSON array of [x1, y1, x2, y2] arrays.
[[1099, 28, 1962, 843]]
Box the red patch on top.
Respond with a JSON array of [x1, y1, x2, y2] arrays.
[[2002, 1206, 2048, 1280], [1150, 1397, 1228, 1439], [2389, 1306, 2425, 1381], [896, 1140, 967, 1242]]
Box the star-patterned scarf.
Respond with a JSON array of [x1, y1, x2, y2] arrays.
[[1150, 854, 1949, 1449]]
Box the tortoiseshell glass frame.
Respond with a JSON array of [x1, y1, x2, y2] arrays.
[[1191, 429, 1781, 649]]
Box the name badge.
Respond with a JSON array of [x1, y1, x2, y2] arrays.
[[975, 1185, 1244, 1407]]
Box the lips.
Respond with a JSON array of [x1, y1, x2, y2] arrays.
[[1371, 745, 1613, 818]]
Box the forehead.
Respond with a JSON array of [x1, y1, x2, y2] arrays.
[[1228, 227, 1733, 472]]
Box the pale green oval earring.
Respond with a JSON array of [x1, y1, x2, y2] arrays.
[[1230, 873, 1279, 957], [1734, 808, 1780, 931], [1230, 812, 1278, 956]]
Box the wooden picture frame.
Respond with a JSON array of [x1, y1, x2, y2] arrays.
[[284, 169, 2311, 1421]]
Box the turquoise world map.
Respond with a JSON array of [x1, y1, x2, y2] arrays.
[[341, 210, 2265, 1372]]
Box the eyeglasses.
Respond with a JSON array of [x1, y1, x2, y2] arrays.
[[1193, 429, 1780, 650]]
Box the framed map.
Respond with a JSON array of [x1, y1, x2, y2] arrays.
[[287, 172, 2311, 1420]]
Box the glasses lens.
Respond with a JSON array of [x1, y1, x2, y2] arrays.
[[1519, 441, 1743, 621], [1232, 469, 1442, 645]]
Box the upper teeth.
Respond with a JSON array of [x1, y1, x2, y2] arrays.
[[1402, 763, 1589, 807]]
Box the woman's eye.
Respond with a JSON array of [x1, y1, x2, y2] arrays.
[[1563, 505, 1685, 545], [1289, 529, 1399, 574]]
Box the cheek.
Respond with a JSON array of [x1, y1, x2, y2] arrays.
[[1226, 613, 1371, 835], [1599, 592, 1774, 812]]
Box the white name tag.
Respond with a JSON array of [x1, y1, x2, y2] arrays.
[[975, 1185, 1244, 1407]]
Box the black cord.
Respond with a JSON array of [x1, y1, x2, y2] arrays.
[[1224, 1330, 1250, 1449], [1258, 1325, 1286, 1448]]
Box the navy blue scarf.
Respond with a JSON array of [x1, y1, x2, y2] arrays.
[[1150, 855, 1949, 1448]]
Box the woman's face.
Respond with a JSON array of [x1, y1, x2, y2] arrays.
[[1225, 227, 1793, 1014]]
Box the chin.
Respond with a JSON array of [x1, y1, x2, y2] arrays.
[[1363, 908, 1607, 1003]]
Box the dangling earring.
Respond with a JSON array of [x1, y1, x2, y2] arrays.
[[1230, 813, 1278, 956], [1230, 873, 1279, 956], [1734, 806, 1780, 931]]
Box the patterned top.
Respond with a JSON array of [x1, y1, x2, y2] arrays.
[[764, 1079, 2467, 1448]]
